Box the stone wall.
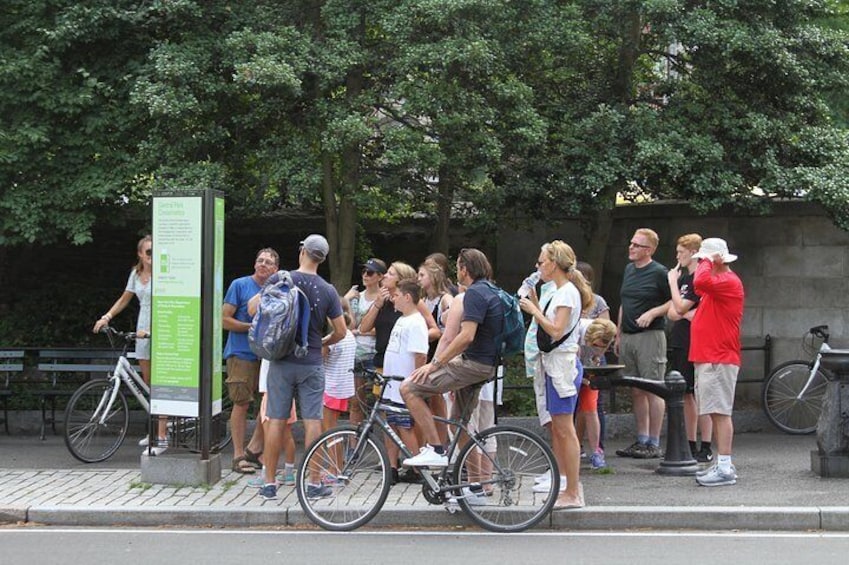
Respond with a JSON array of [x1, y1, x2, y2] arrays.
[[496, 201, 849, 400]]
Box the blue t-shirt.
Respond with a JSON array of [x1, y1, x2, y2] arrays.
[[462, 280, 504, 366], [223, 275, 262, 361], [287, 271, 343, 366]]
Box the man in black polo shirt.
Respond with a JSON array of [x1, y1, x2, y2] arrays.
[[400, 248, 503, 467]]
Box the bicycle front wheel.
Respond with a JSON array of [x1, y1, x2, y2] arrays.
[[64, 379, 129, 463], [454, 425, 558, 532], [296, 425, 391, 531], [762, 361, 828, 434]]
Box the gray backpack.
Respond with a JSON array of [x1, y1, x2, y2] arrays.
[[248, 270, 310, 360]]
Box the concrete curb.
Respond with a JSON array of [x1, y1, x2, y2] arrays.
[[12, 503, 849, 531]]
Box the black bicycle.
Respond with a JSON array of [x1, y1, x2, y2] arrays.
[[296, 369, 558, 532]]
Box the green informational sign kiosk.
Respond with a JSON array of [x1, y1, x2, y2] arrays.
[[150, 190, 224, 452]]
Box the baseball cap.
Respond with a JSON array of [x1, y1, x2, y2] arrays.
[[300, 234, 329, 262], [361, 258, 387, 274]]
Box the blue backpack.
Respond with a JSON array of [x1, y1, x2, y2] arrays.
[[482, 281, 525, 359], [249, 270, 310, 360]]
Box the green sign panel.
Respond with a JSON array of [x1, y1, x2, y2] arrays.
[[150, 192, 224, 418]]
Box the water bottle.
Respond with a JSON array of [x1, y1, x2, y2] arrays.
[[517, 271, 541, 298]]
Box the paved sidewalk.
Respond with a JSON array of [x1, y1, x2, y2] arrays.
[[2, 431, 849, 531]]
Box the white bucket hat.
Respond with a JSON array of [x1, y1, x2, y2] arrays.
[[693, 237, 738, 263]]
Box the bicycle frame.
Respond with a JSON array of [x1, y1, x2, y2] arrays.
[[96, 355, 150, 425], [798, 342, 831, 399], [351, 375, 499, 498]]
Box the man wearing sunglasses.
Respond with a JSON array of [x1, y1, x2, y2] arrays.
[[616, 228, 672, 459], [223, 248, 280, 475]]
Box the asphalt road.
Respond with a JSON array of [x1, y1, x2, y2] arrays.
[[2, 528, 849, 565]]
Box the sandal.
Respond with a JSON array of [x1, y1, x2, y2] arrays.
[[244, 448, 263, 469], [232, 456, 256, 474]]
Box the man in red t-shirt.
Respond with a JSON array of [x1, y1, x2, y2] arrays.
[[689, 238, 744, 487]]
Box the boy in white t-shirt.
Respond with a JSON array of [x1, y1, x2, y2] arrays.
[[382, 280, 428, 485]]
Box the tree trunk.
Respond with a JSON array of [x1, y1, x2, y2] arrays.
[[430, 165, 453, 254]]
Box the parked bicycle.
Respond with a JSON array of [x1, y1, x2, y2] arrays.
[[762, 325, 831, 435], [63, 326, 231, 463], [296, 369, 558, 532]]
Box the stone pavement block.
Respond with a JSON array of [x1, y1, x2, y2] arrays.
[[552, 506, 822, 531], [820, 507, 849, 531], [0, 505, 27, 524]]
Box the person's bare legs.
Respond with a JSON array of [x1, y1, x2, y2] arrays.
[[648, 393, 665, 440], [712, 414, 733, 456], [684, 392, 698, 443], [631, 389, 649, 438], [231, 402, 250, 460], [551, 414, 582, 506], [140, 359, 168, 441]]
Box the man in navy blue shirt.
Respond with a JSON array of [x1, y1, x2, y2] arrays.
[[401, 248, 503, 467], [254, 235, 347, 500]]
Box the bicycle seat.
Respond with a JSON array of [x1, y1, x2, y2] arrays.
[[810, 325, 829, 339]]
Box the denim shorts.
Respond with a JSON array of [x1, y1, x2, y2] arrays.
[[266, 360, 324, 420]]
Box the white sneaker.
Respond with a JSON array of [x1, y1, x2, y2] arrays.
[[534, 471, 552, 484], [449, 487, 488, 506], [403, 445, 448, 467], [138, 436, 150, 447], [532, 475, 566, 493], [142, 439, 168, 457]]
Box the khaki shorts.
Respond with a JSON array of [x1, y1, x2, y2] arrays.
[[619, 330, 667, 381], [405, 356, 495, 423], [225, 357, 260, 405], [695, 363, 739, 416]]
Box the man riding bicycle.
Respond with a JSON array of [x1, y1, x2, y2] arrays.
[[400, 248, 503, 467]]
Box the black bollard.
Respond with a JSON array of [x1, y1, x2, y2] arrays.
[[655, 370, 699, 476]]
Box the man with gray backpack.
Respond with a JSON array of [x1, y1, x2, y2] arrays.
[[250, 234, 347, 501]]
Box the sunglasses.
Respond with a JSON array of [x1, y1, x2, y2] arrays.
[[144, 249, 152, 256], [362, 269, 377, 276], [629, 241, 652, 249]]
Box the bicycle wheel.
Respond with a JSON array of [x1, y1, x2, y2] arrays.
[[762, 361, 828, 434], [64, 379, 129, 463], [176, 396, 232, 453], [454, 425, 558, 532], [296, 425, 391, 531]]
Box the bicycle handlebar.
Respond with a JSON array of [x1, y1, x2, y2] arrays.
[[100, 325, 150, 343]]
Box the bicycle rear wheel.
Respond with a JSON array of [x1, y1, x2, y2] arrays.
[[175, 394, 233, 453], [64, 379, 129, 463], [296, 425, 391, 531], [454, 425, 558, 532], [762, 361, 828, 434]]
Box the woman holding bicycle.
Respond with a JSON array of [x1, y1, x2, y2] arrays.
[[519, 240, 594, 509], [92, 234, 167, 454]]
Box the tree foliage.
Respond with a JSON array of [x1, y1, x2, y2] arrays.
[[2, 0, 848, 269]]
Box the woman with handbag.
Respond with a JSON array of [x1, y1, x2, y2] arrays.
[[519, 240, 593, 509]]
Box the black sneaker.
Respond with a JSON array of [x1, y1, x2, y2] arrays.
[[615, 441, 643, 458], [399, 468, 423, 484], [390, 468, 399, 486], [696, 446, 714, 463], [632, 444, 663, 459]]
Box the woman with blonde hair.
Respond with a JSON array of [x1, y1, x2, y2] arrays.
[[519, 240, 592, 509], [93, 235, 168, 454]]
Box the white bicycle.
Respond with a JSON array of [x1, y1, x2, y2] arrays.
[[63, 326, 231, 463], [762, 325, 831, 435]]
